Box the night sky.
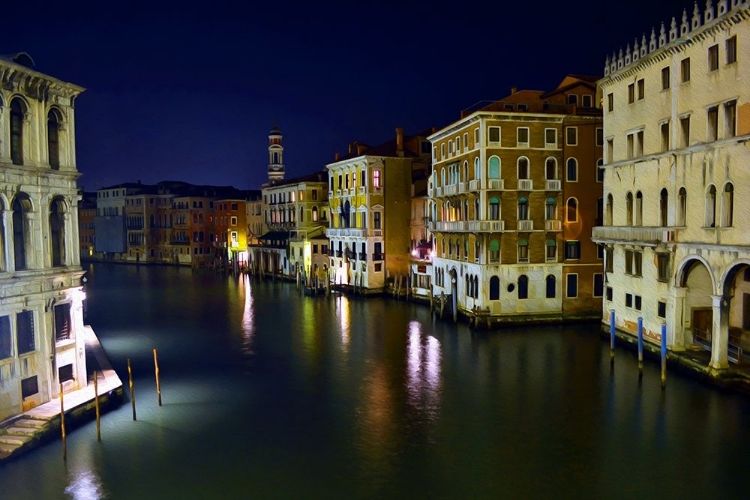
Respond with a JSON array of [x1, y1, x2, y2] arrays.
[[7, 0, 691, 192]]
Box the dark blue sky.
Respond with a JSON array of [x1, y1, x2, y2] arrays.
[[7, 0, 690, 191]]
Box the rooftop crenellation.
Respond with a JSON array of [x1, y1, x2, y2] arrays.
[[604, 0, 748, 77]]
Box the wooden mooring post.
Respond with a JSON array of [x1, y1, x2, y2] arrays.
[[661, 323, 667, 389], [637, 317, 644, 378], [153, 348, 162, 406], [60, 383, 67, 461], [609, 309, 616, 364], [128, 358, 137, 420]]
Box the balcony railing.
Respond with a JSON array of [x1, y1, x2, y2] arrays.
[[435, 187, 443, 197], [518, 179, 533, 191], [518, 220, 534, 231], [443, 184, 458, 196], [545, 179, 561, 191], [359, 252, 367, 260], [487, 179, 504, 190], [545, 220, 562, 231], [429, 221, 470, 232], [373, 253, 384, 261], [469, 180, 481, 191], [459, 182, 467, 192], [336, 250, 343, 257], [359, 186, 365, 194], [592, 226, 677, 244], [468, 220, 505, 232]]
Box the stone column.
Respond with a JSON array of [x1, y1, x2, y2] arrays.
[[2, 209, 14, 271], [710, 294, 729, 369], [669, 286, 687, 351]]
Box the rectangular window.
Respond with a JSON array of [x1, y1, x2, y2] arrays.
[[231, 203, 238, 211], [567, 94, 578, 106], [566, 127, 577, 146], [564, 241, 580, 260], [312, 190, 318, 201], [546, 242, 557, 261], [21, 376, 38, 399], [628, 83, 635, 103], [0, 316, 11, 359], [474, 128, 479, 145], [660, 121, 670, 152], [661, 67, 670, 90], [440, 144, 445, 158], [680, 116, 690, 147], [607, 93, 614, 112], [59, 364, 74, 382], [658, 301, 667, 318], [726, 36, 737, 64], [373, 170, 381, 189], [627, 134, 634, 159], [606, 286, 613, 302], [596, 128, 603, 146], [635, 295, 642, 311], [725, 100, 737, 138], [634, 252, 643, 277], [231, 216, 237, 226], [636, 130, 644, 157], [488, 127, 500, 143], [566, 274, 578, 298], [637, 79, 644, 100], [708, 106, 719, 141], [626, 293, 633, 308], [625, 250, 633, 275], [463, 132, 468, 151], [582, 95, 593, 108], [456, 137, 461, 152], [594, 274, 604, 297], [16, 310, 34, 354], [545, 128, 557, 148], [374, 212, 381, 229], [657, 253, 669, 282], [607, 138, 614, 163], [54, 303, 71, 342], [708, 44, 719, 71], [681, 57, 691, 82], [517, 127, 529, 147], [375, 263, 382, 272], [432, 146, 437, 159]]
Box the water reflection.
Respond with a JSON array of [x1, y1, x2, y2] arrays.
[[406, 321, 442, 422], [240, 275, 255, 357], [336, 295, 350, 352], [65, 467, 105, 500]]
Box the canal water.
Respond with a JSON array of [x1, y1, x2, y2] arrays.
[[1, 263, 749, 499]]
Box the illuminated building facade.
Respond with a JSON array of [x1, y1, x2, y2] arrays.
[[593, 0, 750, 369], [428, 75, 603, 323], [327, 128, 432, 293], [0, 52, 87, 420], [95, 182, 144, 261], [213, 198, 248, 269]]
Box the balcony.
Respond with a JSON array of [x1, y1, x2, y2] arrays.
[[518, 220, 534, 231], [435, 187, 443, 197], [373, 253, 385, 261], [443, 184, 458, 196], [429, 221, 470, 232], [359, 252, 367, 260], [545, 179, 561, 191], [487, 179, 504, 190], [517, 179, 533, 191], [467, 220, 505, 232], [359, 186, 365, 194], [592, 226, 678, 245], [469, 180, 481, 191], [459, 182, 467, 192], [545, 220, 562, 231], [336, 250, 343, 257]]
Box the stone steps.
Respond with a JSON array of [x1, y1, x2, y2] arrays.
[[13, 418, 49, 430], [0, 434, 32, 447]]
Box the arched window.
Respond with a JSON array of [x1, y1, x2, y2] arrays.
[[626, 192, 633, 226], [706, 185, 717, 227], [312, 206, 318, 222], [490, 276, 500, 300], [489, 197, 500, 220], [488, 156, 500, 179], [49, 198, 65, 267], [722, 183, 734, 227], [518, 197, 529, 220], [566, 198, 578, 222], [596, 158, 604, 182], [566, 158, 578, 181], [473, 276, 478, 298], [48, 109, 61, 169], [606, 194, 614, 226], [635, 191, 643, 226], [546, 275, 556, 298], [199, 231, 205, 242], [518, 239, 529, 262], [193, 231, 198, 242], [489, 239, 500, 262], [545, 158, 557, 180], [441, 168, 446, 187], [474, 198, 479, 220], [660, 188, 669, 227], [463, 160, 468, 183], [518, 157, 529, 179], [518, 275, 529, 299], [474, 157, 481, 180], [546, 198, 557, 220], [10, 98, 26, 165], [299, 207, 304, 223], [0, 198, 5, 271], [678, 187, 687, 226], [546, 239, 557, 261], [12, 195, 31, 270]]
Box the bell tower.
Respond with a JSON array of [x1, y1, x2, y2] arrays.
[[267, 125, 285, 185]]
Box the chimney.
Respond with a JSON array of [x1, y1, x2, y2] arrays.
[[356, 143, 367, 155], [431, 126, 437, 134], [396, 127, 404, 157], [511, 86, 517, 94], [348, 143, 354, 154], [335, 152, 340, 161]]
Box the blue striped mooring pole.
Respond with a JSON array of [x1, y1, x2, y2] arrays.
[[609, 309, 615, 364], [637, 317, 644, 376], [660, 323, 667, 388]]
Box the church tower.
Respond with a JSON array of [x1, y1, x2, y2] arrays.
[[267, 125, 285, 185]]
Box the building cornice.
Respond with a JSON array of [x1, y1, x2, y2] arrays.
[[0, 61, 85, 101]]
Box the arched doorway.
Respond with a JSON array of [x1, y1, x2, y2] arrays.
[[679, 258, 715, 357], [449, 268, 458, 323], [722, 262, 750, 364]]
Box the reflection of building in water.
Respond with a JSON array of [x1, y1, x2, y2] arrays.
[[406, 321, 442, 420], [240, 275, 255, 356]]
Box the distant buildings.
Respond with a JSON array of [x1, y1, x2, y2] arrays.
[[593, 0, 750, 369], [0, 52, 88, 420], [428, 76, 603, 324]]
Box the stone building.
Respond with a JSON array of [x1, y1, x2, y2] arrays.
[[0, 53, 87, 420], [429, 76, 603, 323], [592, 0, 750, 369], [326, 128, 432, 293], [78, 191, 96, 260]]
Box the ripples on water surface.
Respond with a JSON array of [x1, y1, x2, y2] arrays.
[[1, 263, 749, 499]]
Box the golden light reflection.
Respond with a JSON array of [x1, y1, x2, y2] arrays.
[[65, 465, 105, 500], [336, 295, 351, 351], [406, 321, 442, 421], [240, 275, 254, 355]]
